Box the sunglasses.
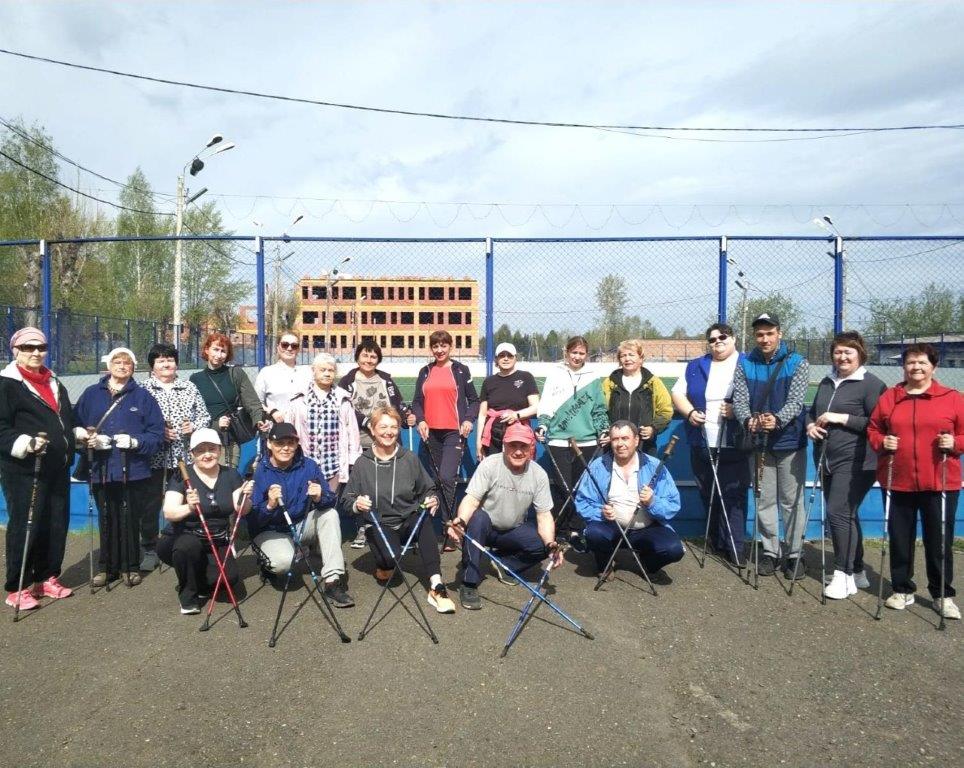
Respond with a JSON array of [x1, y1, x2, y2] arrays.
[[278, 341, 299, 350], [496, 352, 515, 358], [17, 344, 48, 353], [707, 334, 729, 343]]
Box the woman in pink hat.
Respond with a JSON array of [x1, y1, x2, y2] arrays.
[[0, 327, 75, 612]]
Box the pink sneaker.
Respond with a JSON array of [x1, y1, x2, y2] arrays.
[[32, 576, 73, 599], [5, 589, 40, 611]]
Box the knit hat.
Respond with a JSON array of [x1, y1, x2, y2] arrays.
[[101, 347, 138, 367], [9, 326, 46, 351]]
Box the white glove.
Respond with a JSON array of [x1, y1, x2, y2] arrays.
[[74, 426, 90, 444], [113, 434, 138, 450], [26, 435, 48, 454], [92, 434, 113, 451]]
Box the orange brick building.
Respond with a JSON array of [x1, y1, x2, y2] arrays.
[[239, 275, 480, 357]]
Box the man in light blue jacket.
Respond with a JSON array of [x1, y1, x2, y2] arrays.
[[574, 420, 684, 581]]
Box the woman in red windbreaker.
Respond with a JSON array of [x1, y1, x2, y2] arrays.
[[867, 343, 963, 620]]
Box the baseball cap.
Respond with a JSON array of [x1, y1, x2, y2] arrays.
[[751, 312, 780, 329], [268, 422, 299, 441], [495, 342, 517, 357], [189, 427, 222, 451], [503, 422, 535, 445]]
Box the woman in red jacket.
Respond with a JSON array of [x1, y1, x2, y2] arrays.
[[867, 343, 963, 620]]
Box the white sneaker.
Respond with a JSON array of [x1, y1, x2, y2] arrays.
[[933, 597, 961, 620], [824, 570, 853, 600], [885, 592, 915, 610], [852, 570, 870, 589]]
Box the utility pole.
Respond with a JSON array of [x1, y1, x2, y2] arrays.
[[173, 174, 185, 347]]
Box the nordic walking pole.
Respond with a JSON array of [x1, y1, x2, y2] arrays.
[[85, 438, 96, 594], [699, 419, 726, 568], [447, 520, 593, 641], [269, 504, 351, 646], [119, 443, 132, 588], [199, 464, 254, 633], [592, 435, 679, 593], [501, 558, 554, 658], [938, 431, 951, 631], [13, 433, 46, 622], [567, 437, 655, 594], [177, 461, 248, 629], [542, 430, 583, 529], [359, 507, 438, 643], [874, 448, 895, 620], [750, 418, 766, 590], [358, 504, 431, 641], [789, 437, 829, 598], [702, 423, 746, 582]]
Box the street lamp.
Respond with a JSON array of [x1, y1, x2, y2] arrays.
[[813, 215, 846, 331], [728, 257, 752, 352], [173, 134, 236, 349], [324, 256, 352, 356]]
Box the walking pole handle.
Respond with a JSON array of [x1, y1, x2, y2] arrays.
[[939, 429, 952, 455]]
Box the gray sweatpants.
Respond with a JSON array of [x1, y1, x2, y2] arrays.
[[756, 448, 807, 559], [253, 507, 345, 582]]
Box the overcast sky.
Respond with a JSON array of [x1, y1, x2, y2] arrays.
[[2, 0, 962, 240], [1, 2, 961, 337]]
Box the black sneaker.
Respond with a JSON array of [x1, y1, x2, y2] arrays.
[[650, 569, 672, 586], [783, 558, 806, 581], [757, 555, 777, 576], [324, 578, 355, 608], [568, 531, 588, 554], [459, 584, 482, 610]]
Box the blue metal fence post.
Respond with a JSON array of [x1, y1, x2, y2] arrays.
[[485, 237, 494, 376], [833, 235, 844, 334], [255, 236, 267, 368], [40, 239, 52, 342], [718, 236, 728, 323]]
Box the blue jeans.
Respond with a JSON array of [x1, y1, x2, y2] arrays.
[[461, 509, 547, 586], [585, 519, 684, 575]]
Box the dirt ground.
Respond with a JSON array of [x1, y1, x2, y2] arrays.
[[1, 534, 961, 768]]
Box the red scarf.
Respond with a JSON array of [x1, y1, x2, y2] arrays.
[[18, 366, 57, 412]]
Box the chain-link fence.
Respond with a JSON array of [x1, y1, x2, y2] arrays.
[[1, 234, 961, 386]]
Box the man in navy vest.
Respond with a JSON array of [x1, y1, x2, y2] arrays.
[[732, 313, 810, 580], [671, 323, 749, 565]]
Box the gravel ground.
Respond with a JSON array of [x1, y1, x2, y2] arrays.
[[1, 534, 961, 768]]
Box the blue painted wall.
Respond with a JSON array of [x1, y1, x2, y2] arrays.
[[2, 418, 961, 538]]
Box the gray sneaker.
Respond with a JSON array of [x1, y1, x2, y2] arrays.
[[140, 548, 159, 571], [459, 584, 482, 610], [350, 525, 368, 549], [323, 578, 355, 608]]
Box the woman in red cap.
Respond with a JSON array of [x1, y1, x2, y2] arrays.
[[0, 327, 75, 612]]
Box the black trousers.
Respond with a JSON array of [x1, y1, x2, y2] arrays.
[[2, 471, 70, 592], [157, 532, 239, 605], [93, 477, 153, 575], [423, 429, 464, 521], [690, 446, 750, 557], [822, 467, 875, 574], [545, 443, 594, 536], [887, 489, 958, 599], [366, 512, 441, 578]]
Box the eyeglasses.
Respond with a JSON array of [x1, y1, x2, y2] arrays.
[[707, 334, 729, 344], [278, 341, 299, 350], [17, 344, 47, 353]]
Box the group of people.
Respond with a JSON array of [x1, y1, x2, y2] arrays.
[[1, 316, 960, 624]]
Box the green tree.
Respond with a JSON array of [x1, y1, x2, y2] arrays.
[[728, 291, 803, 345], [863, 283, 963, 337], [595, 274, 628, 349]]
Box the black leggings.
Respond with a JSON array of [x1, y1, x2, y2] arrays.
[[366, 512, 441, 578], [2, 471, 70, 592]]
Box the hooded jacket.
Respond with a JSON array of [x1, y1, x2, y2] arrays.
[[249, 447, 336, 537], [340, 445, 435, 528], [337, 367, 409, 431], [867, 379, 963, 492], [602, 368, 673, 454], [536, 363, 609, 445], [0, 361, 73, 476]]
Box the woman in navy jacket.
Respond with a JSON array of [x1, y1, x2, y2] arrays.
[[74, 347, 164, 587]]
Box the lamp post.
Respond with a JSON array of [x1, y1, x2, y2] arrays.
[[324, 256, 352, 356], [173, 134, 235, 349], [813, 216, 846, 333]]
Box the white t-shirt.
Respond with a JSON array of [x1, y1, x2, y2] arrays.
[[671, 354, 738, 447], [609, 457, 652, 529]]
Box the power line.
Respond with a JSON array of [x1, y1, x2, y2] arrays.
[[0, 147, 174, 216], [2, 47, 962, 138]]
